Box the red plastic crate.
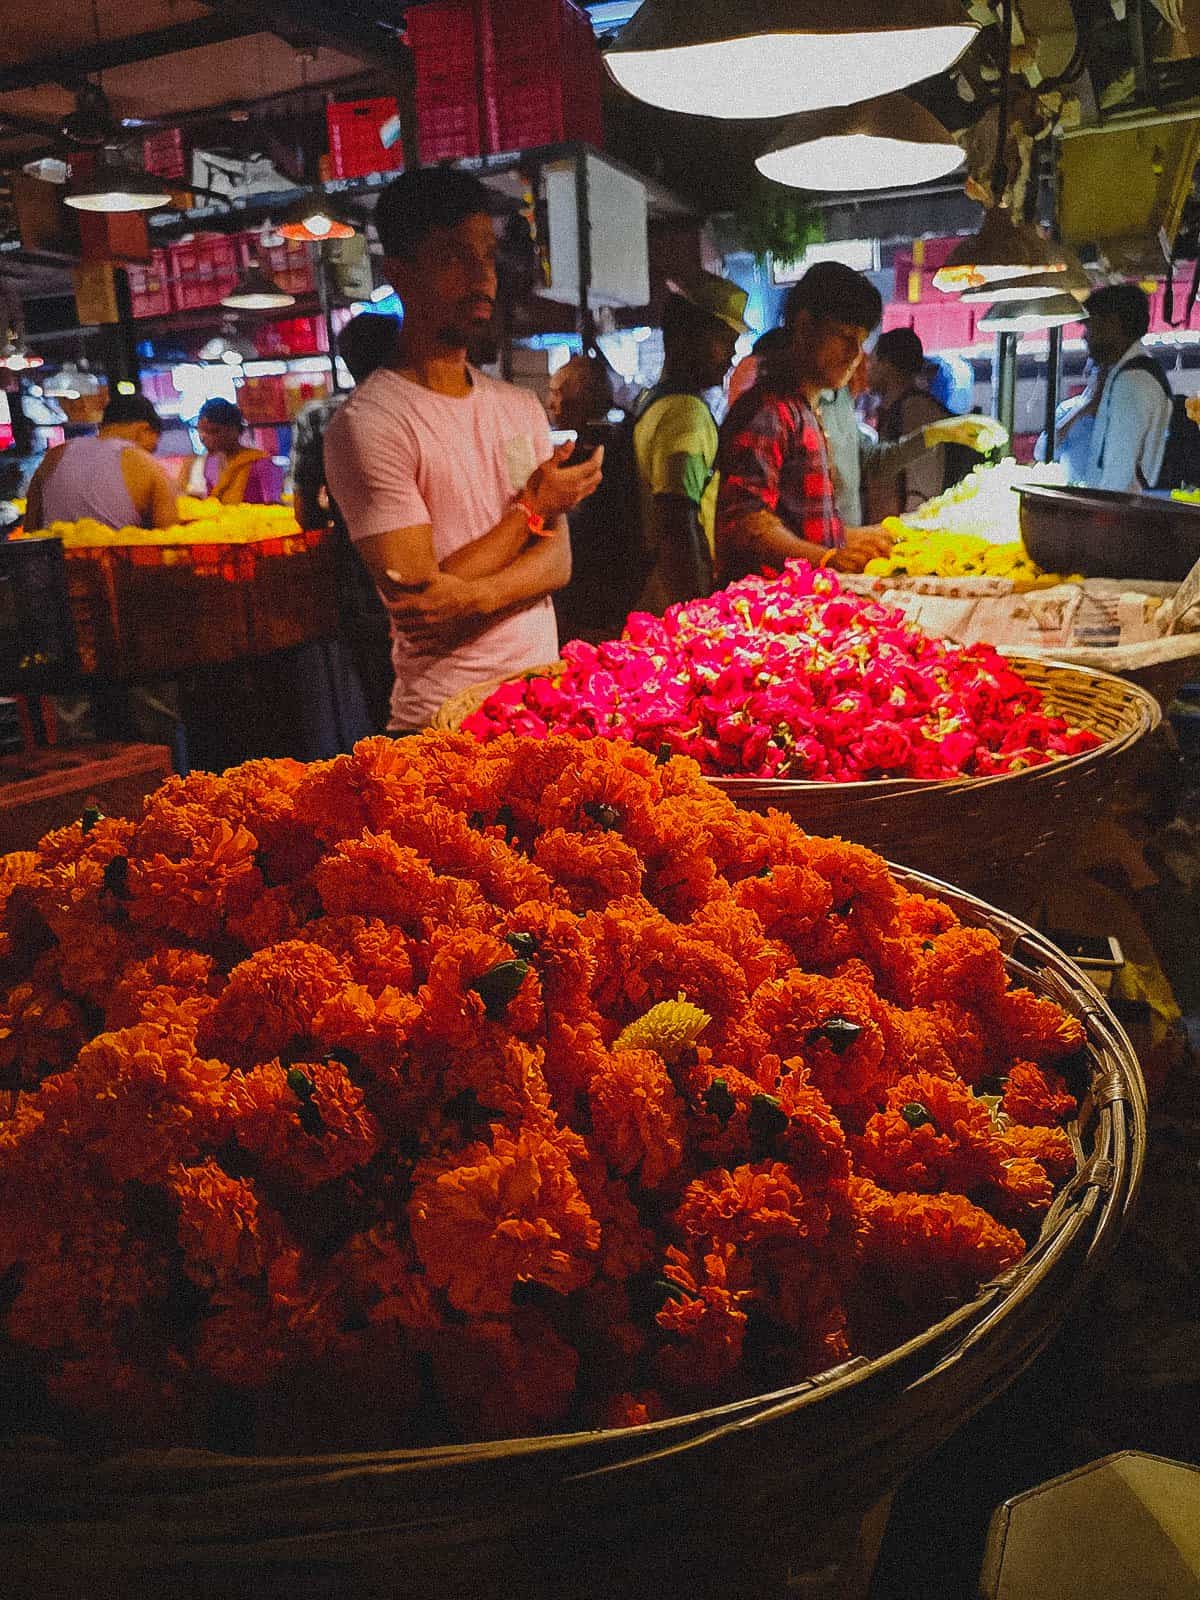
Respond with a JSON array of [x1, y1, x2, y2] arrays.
[[326, 97, 405, 180], [126, 248, 172, 318], [168, 233, 246, 311], [252, 316, 329, 359], [480, 0, 603, 154], [142, 127, 187, 182], [408, 2, 484, 162]]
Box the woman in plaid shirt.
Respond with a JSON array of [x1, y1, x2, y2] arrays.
[[716, 263, 894, 584]]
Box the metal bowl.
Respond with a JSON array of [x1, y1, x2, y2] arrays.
[[1018, 484, 1200, 581]]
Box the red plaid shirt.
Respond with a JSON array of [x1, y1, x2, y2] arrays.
[[716, 385, 844, 581]]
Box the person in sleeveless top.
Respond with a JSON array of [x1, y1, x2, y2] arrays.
[[1080, 284, 1172, 493], [25, 393, 176, 532]]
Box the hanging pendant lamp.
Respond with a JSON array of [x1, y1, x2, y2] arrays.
[[756, 94, 963, 193], [932, 209, 1068, 291], [64, 155, 172, 213], [978, 293, 1087, 333], [604, 0, 978, 121], [279, 192, 355, 242], [962, 262, 1090, 303], [220, 267, 296, 311]]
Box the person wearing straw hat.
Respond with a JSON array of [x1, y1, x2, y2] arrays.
[[633, 270, 750, 612]]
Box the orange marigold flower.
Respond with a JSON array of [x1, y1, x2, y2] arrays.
[[688, 899, 792, 994], [583, 1174, 656, 1281], [310, 983, 423, 1105], [0, 968, 87, 1091], [409, 1120, 600, 1314], [332, 1225, 441, 1330], [225, 880, 321, 952], [847, 1174, 1025, 1291], [656, 1244, 750, 1391], [994, 987, 1086, 1065], [991, 1156, 1055, 1222], [305, 914, 416, 996], [225, 1058, 383, 1190], [0, 851, 39, 916], [416, 927, 544, 1050], [201, 939, 352, 1070], [108, 948, 220, 1031], [1000, 1122, 1075, 1180], [39, 1022, 231, 1184], [167, 1159, 288, 1289], [291, 737, 428, 843], [732, 863, 835, 950], [734, 971, 888, 1116], [912, 926, 1010, 1010], [588, 1047, 688, 1189], [533, 826, 644, 913], [6, 1214, 162, 1356], [1002, 1060, 1078, 1127], [313, 830, 489, 935], [126, 818, 263, 942], [857, 1071, 1000, 1194], [195, 1247, 341, 1388], [674, 1161, 833, 1254], [776, 1063, 852, 1184], [601, 1389, 667, 1430]]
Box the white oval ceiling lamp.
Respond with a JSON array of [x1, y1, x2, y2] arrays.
[[220, 268, 296, 311], [603, 0, 979, 120], [756, 94, 964, 193], [978, 293, 1088, 333], [279, 193, 356, 242], [63, 156, 173, 213]]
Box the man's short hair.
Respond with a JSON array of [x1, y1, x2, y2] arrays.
[[101, 393, 163, 433], [872, 327, 927, 378], [374, 168, 493, 260], [338, 312, 400, 384], [784, 262, 883, 335], [1086, 283, 1152, 344]]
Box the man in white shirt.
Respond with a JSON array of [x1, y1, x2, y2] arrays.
[[1080, 284, 1172, 494], [324, 168, 602, 732]]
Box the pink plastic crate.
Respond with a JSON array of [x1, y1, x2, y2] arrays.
[[408, 2, 484, 162], [126, 249, 172, 318], [250, 235, 317, 297], [326, 97, 405, 180], [168, 233, 245, 311], [252, 317, 329, 359], [480, 0, 604, 154]]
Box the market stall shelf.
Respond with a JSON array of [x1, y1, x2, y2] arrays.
[[436, 659, 1160, 893], [0, 869, 1143, 1600]]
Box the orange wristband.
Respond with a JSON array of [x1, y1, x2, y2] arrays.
[[818, 548, 836, 569], [516, 497, 550, 537]]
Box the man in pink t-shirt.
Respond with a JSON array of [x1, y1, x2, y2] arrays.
[[325, 169, 603, 731]]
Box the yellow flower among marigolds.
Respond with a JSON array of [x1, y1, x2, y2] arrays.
[[866, 522, 1079, 591], [24, 498, 300, 548]]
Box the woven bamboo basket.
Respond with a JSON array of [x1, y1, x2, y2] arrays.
[[0, 872, 1144, 1600], [434, 658, 1161, 894]]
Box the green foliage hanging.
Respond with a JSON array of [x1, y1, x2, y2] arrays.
[[714, 177, 825, 268]]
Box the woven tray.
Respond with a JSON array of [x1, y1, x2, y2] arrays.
[[434, 657, 1161, 893], [0, 871, 1144, 1600]]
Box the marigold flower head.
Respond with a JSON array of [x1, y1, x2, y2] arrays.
[[589, 1047, 688, 1189], [1002, 1060, 1078, 1127], [409, 1119, 600, 1314], [226, 1058, 383, 1190], [612, 998, 711, 1063], [201, 939, 352, 1070]]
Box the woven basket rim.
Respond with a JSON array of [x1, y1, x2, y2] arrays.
[[433, 655, 1161, 797]]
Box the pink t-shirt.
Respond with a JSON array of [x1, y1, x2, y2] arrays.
[[324, 367, 558, 730]]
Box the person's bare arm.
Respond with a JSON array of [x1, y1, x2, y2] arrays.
[[24, 448, 59, 531], [651, 495, 713, 605], [121, 448, 178, 530], [721, 508, 889, 576]]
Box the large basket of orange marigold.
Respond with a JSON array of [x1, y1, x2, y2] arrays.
[[0, 735, 1143, 1600]]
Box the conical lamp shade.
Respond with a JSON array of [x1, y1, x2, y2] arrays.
[[64, 159, 172, 213], [221, 268, 296, 310], [756, 94, 963, 192], [978, 293, 1087, 333], [604, 0, 978, 120], [279, 192, 355, 242], [963, 264, 1091, 303], [933, 210, 1067, 291]]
